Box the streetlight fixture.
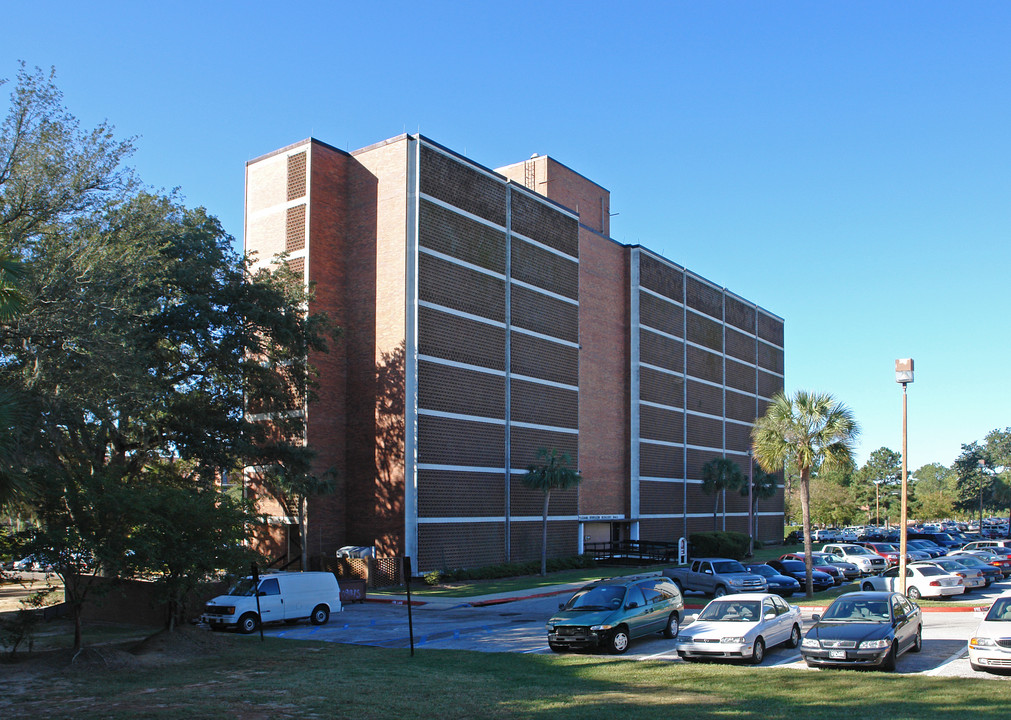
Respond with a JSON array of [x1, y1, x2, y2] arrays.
[[895, 358, 913, 595]]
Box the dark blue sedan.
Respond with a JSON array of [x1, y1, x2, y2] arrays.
[[744, 563, 802, 597], [801, 591, 922, 670], [766, 559, 834, 592]]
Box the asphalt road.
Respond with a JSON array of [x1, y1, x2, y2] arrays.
[[253, 582, 1011, 680]]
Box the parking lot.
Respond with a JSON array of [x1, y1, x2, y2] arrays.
[[252, 582, 1010, 680]]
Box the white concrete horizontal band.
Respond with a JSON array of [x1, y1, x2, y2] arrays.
[[510, 276, 579, 305], [418, 300, 506, 329], [638, 284, 683, 308], [510, 228, 579, 263], [419, 245, 506, 281], [511, 324, 580, 349], [419, 192, 507, 233], [418, 515, 580, 524]]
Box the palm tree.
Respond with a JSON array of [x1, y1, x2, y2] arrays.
[[751, 391, 859, 597], [700, 457, 743, 531], [741, 466, 779, 542], [522, 448, 582, 576], [0, 252, 26, 322]]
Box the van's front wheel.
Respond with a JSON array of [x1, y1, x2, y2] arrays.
[[310, 605, 330, 626], [238, 613, 259, 634]]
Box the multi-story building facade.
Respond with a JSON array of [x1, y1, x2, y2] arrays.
[[244, 134, 784, 572]]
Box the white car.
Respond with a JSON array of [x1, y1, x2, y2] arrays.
[[968, 592, 1011, 672], [860, 564, 963, 600], [675, 593, 802, 664]]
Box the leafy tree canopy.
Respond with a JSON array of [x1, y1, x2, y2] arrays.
[[0, 63, 337, 647]]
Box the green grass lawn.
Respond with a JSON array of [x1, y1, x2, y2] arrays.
[[2, 635, 1008, 720]]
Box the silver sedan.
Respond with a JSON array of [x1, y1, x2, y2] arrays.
[[675, 593, 802, 664]]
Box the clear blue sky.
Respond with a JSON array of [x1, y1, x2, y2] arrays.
[[7, 1, 1009, 471]]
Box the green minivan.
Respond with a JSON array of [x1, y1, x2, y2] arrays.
[[546, 574, 684, 654]]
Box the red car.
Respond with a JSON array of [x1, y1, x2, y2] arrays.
[[860, 543, 901, 566]]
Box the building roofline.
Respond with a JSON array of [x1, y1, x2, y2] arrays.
[[629, 244, 784, 321], [246, 137, 349, 166]]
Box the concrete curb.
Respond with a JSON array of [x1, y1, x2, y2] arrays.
[[368, 593, 993, 613]]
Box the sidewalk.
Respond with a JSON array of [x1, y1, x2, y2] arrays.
[[368, 581, 995, 613]]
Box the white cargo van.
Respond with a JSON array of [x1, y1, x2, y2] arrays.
[[201, 571, 342, 633]]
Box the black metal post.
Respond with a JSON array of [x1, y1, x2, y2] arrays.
[[251, 562, 264, 642], [404, 556, 414, 657]]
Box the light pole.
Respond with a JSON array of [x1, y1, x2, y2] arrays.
[[747, 450, 754, 557], [977, 458, 988, 532], [895, 358, 914, 595], [874, 480, 883, 526]]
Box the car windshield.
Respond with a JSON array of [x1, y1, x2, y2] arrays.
[[937, 560, 966, 570], [822, 599, 890, 623], [955, 557, 985, 568], [985, 598, 1011, 622], [844, 546, 874, 556], [874, 544, 898, 552], [780, 560, 804, 572], [698, 600, 762, 622], [564, 585, 626, 611], [712, 561, 747, 573], [227, 578, 258, 596], [747, 565, 774, 577]]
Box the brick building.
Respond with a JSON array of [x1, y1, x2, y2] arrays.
[[244, 134, 785, 572]]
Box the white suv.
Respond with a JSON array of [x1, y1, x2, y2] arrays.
[[821, 543, 887, 576]]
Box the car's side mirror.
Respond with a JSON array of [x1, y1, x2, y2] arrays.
[[558, 603, 565, 610], [764, 611, 776, 619], [812, 614, 822, 622], [626, 602, 639, 610]]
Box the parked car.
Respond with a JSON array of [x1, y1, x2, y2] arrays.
[[546, 574, 684, 654], [968, 591, 1011, 672], [859, 564, 964, 600], [907, 531, 963, 550], [801, 591, 923, 671], [663, 558, 768, 597], [906, 540, 947, 558], [201, 571, 342, 633], [782, 551, 860, 583], [944, 554, 1003, 586], [951, 549, 1011, 578], [860, 542, 929, 565], [744, 563, 802, 597], [11, 555, 53, 572], [675, 593, 802, 664], [820, 543, 888, 575], [963, 540, 1011, 556], [766, 559, 834, 592], [913, 559, 985, 591], [814, 552, 861, 581]]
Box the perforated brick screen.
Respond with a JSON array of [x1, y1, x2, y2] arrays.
[[285, 204, 306, 252], [286, 151, 307, 201]]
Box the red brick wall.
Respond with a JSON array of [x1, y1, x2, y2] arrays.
[[577, 233, 629, 515]]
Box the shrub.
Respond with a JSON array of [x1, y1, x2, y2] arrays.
[[688, 531, 752, 560], [436, 554, 596, 583]]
